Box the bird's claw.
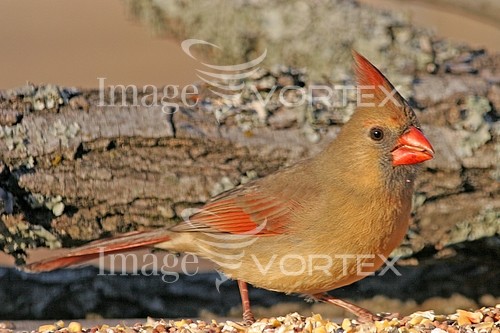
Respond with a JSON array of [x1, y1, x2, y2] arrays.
[[357, 311, 401, 323], [242, 310, 256, 325]]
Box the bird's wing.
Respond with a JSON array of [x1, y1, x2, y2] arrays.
[[171, 185, 300, 235]]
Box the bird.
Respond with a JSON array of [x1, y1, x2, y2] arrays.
[[24, 51, 434, 323]]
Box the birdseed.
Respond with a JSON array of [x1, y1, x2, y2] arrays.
[[5, 305, 498, 333]]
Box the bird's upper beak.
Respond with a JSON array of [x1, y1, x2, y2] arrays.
[[392, 126, 434, 166]]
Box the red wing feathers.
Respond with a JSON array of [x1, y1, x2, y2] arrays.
[[171, 190, 298, 235], [27, 181, 303, 271]]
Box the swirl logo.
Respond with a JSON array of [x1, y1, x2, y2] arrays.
[[181, 39, 267, 101]]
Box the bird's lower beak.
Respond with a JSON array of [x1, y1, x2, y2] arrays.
[[392, 126, 434, 166]]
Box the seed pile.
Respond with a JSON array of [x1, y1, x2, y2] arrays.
[[3, 305, 498, 333]]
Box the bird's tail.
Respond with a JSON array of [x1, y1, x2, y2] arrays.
[[24, 230, 172, 272]]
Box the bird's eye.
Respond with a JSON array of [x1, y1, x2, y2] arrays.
[[369, 127, 384, 141]]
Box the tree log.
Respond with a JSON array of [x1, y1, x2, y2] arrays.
[[0, 55, 499, 266]]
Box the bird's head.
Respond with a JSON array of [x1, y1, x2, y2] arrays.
[[330, 51, 434, 189]]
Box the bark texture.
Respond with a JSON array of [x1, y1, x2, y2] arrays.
[[0, 54, 499, 264]]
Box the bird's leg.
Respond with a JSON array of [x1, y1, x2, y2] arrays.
[[312, 293, 399, 323], [237, 280, 256, 325]]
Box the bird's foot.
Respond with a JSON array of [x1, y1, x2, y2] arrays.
[[357, 311, 401, 323], [312, 293, 399, 323], [242, 309, 256, 325]]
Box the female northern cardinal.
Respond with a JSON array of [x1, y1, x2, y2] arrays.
[[25, 51, 434, 323]]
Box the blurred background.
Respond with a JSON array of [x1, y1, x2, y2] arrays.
[[0, 0, 498, 89], [0, 0, 498, 321]]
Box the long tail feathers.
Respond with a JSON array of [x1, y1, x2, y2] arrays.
[[24, 230, 171, 272]]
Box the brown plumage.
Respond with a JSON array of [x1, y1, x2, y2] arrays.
[[24, 51, 434, 322]]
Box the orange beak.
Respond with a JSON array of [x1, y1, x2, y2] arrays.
[[392, 126, 434, 166]]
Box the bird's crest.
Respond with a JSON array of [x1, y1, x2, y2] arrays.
[[352, 50, 389, 87], [352, 50, 403, 111]]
